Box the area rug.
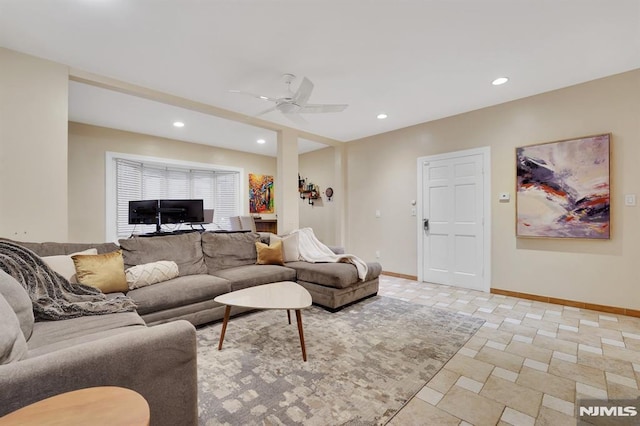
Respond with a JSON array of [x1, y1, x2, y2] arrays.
[[196, 296, 484, 425]]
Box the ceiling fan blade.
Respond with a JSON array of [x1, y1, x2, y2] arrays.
[[283, 112, 308, 126], [293, 77, 314, 105], [298, 103, 348, 114], [229, 89, 277, 103], [255, 105, 278, 116]]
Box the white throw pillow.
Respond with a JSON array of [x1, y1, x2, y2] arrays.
[[42, 248, 98, 283], [126, 261, 179, 290], [270, 233, 300, 263]]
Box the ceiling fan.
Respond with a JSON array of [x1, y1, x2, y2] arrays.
[[230, 74, 348, 124]]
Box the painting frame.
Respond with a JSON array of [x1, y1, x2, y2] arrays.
[[515, 133, 611, 240], [249, 173, 275, 215]]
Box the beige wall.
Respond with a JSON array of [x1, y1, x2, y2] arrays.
[[299, 146, 338, 245], [68, 122, 276, 242], [4, 46, 639, 310], [0, 48, 69, 241], [346, 69, 640, 310], [275, 129, 299, 234]]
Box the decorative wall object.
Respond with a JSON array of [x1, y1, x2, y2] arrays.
[[249, 174, 274, 214], [325, 187, 334, 201], [516, 133, 610, 239], [298, 175, 319, 205]]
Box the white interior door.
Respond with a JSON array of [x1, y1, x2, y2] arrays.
[[419, 150, 488, 291]]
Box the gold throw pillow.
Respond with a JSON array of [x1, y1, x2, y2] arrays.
[[72, 250, 128, 293], [255, 240, 284, 266]]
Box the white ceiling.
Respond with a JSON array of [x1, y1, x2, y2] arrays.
[[68, 81, 327, 157], [1, 0, 639, 153]]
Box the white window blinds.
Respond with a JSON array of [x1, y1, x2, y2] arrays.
[[114, 158, 240, 237], [215, 172, 240, 231]]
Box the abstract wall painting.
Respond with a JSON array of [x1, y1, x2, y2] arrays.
[[249, 174, 274, 214], [516, 134, 610, 239]]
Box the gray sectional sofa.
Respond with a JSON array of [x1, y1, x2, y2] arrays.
[[121, 231, 381, 325], [0, 231, 381, 425]]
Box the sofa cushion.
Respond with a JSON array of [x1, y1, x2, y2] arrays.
[[26, 311, 146, 357], [119, 232, 207, 276], [73, 250, 128, 293], [0, 294, 28, 364], [363, 262, 383, 282], [42, 248, 98, 283], [287, 261, 382, 289], [201, 232, 260, 272], [211, 264, 296, 292], [127, 274, 231, 315], [0, 269, 34, 340], [285, 261, 359, 289]]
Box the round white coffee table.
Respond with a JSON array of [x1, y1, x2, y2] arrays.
[[214, 281, 312, 361]]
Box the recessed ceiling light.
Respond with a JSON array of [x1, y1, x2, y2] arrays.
[[259, 96, 269, 100], [492, 77, 509, 86], [257, 139, 266, 144], [173, 121, 185, 128], [377, 113, 388, 120]]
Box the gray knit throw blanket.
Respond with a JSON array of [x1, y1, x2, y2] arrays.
[[0, 241, 136, 321]]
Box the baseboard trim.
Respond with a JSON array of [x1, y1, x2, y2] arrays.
[[381, 271, 418, 281], [491, 288, 640, 318]]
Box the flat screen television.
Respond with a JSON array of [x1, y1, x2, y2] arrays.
[[159, 199, 204, 224], [128, 200, 159, 224]]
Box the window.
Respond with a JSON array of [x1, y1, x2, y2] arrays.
[[107, 153, 242, 240]]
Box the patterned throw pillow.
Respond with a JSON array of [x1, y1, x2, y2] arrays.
[[125, 261, 180, 290]]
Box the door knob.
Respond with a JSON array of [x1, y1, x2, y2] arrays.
[[423, 219, 429, 231]]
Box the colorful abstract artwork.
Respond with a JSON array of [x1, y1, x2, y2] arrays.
[[516, 134, 610, 239], [249, 174, 274, 214]]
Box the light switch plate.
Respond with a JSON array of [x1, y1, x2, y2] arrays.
[[625, 194, 637, 206]]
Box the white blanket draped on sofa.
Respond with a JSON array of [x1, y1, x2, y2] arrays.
[[291, 228, 368, 281]]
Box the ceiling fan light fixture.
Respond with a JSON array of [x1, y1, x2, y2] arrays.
[[377, 113, 388, 120], [230, 74, 348, 125], [492, 77, 509, 86], [173, 121, 185, 128]]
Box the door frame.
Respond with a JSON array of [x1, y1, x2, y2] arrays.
[[416, 146, 492, 292]]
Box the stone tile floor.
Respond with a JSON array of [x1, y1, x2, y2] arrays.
[[379, 275, 640, 426]]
